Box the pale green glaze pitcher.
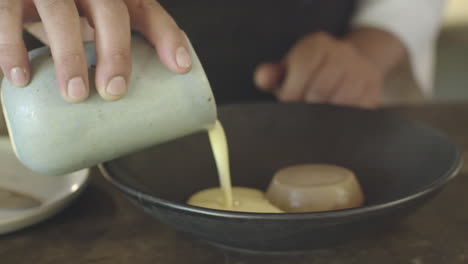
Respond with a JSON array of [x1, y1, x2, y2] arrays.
[[1, 35, 217, 176]]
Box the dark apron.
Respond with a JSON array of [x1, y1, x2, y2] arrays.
[[162, 0, 357, 104]]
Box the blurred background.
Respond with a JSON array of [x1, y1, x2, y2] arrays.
[[427, 0, 468, 102]]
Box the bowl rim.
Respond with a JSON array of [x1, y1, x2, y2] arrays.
[[99, 147, 462, 220], [99, 103, 464, 220]]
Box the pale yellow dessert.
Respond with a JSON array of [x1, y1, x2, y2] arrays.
[[188, 187, 283, 213]]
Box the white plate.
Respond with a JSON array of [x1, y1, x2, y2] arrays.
[[0, 137, 89, 234]]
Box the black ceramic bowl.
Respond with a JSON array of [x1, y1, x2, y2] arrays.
[[100, 103, 462, 252]]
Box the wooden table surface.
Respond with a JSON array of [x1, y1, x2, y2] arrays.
[[1, 102, 468, 264]]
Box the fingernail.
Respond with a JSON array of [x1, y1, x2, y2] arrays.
[[176, 46, 191, 69], [106, 76, 127, 97], [67, 77, 87, 100], [10, 67, 28, 86]]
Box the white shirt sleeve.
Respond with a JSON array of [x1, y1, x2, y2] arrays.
[[351, 0, 446, 97]]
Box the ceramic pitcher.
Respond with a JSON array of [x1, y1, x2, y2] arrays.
[[1, 34, 217, 176]]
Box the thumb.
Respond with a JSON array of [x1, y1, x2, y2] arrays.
[[254, 62, 285, 91]]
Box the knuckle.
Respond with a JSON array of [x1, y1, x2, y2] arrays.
[[0, 1, 14, 14], [127, 0, 163, 30], [0, 1, 19, 23], [292, 32, 334, 58], [108, 49, 130, 64], [136, 0, 160, 10], [101, 0, 129, 13], [0, 42, 22, 59], [98, 0, 130, 24], [55, 50, 84, 65], [0, 42, 19, 51], [38, 0, 74, 9]]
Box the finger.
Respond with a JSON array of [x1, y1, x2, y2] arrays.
[[254, 62, 285, 91], [0, 0, 30, 87], [79, 17, 95, 42], [126, 0, 191, 74], [276, 46, 326, 102], [359, 80, 382, 109], [80, 0, 131, 101], [33, 0, 88, 103], [305, 60, 344, 103], [329, 75, 365, 106]]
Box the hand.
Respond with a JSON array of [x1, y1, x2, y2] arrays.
[[0, 0, 192, 103], [255, 31, 400, 109]]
